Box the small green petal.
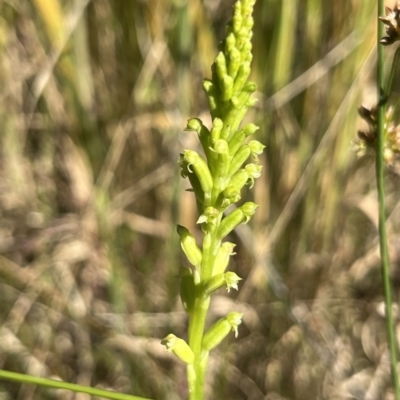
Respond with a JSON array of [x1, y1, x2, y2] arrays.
[[224, 271, 242, 292], [161, 334, 194, 364], [202, 271, 241, 296], [197, 206, 220, 233], [226, 311, 244, 337]]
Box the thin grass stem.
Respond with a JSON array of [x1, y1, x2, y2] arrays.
[[376, 1, 400, 398], [0, 369, 153, 400]]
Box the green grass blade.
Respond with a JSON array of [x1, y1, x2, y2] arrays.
[[0, 369, 154, 400]]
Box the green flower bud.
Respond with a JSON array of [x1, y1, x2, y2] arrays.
[[228, 123, 259, 156], [228, 47, 241, 80], [203, 79, 220, 117], [226, 33, 236, 53], [228, 145, 251, 177], [228, 131, 246, 156], [203, 78, 215, 93], [232, 5, 242, 33], [202, 312, 243, 352], [218, 185, 241, 209], [230, 95, 242, 109], [241, 201, 258, 223], [224, 271, 242, 292], [213, 138, 229, 156], [197, 206, 220, 233], [202, 273, 224, 296], [207, 95, 218, 115], [218, 201, 258, 239], [178, 153, 190, 179], [215, 52, 228, 83], [185, 118, 203, 132], [226, 311, 243, 337], [244, 163, 262, 187], [239, 81, 257, 95], [217, 208, 245, 239], [177, 225, 202, 269], [232, 63, 251, 95], [246, 96, 258, 107], [242, 81, 257, 94], [183, 150, 213, 200], [243, 37, 253, 51], [220, 108, 239, 140], [178, 154, 204, 211], [203, 271, 241, 296], [178, 154, 205, 209], [213, 242, 236, 275], [185, 118, 211, 159], [229, 84, 257, 135], [244, 17, 254, 31], [248, 140, 265, 156], [221, 75, 234, 101], [243, 123, 259, 136], [161, 334, 194, 364], [211, 118, 224, 144], [178, 154, 204, 205], [211, 139, 230, 194], [237, 26, 249, 42], [229, 169, 249, 191]]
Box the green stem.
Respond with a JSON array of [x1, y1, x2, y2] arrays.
[[187, 225, 221, 399], [0, 369, 152, 400], [188, 297, 209, 400], [377, 1, 400, 398], [383, 46, 400, 102]]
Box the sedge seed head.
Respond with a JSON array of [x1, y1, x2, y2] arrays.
[[380, 2, 400, 45]]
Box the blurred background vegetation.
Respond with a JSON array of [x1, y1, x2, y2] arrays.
[[1, 0, 399, 399]]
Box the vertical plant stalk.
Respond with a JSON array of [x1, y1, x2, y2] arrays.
[[161, 1, 262, 399], [377, 0, 400, 397]]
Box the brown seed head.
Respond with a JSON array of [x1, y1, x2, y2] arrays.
[[380, 2, 400, 45]]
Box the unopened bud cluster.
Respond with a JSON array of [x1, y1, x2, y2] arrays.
[[162, 0, 261, 366]]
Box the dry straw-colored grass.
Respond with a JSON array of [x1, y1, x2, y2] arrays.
[[0, 0, 399, 399]]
